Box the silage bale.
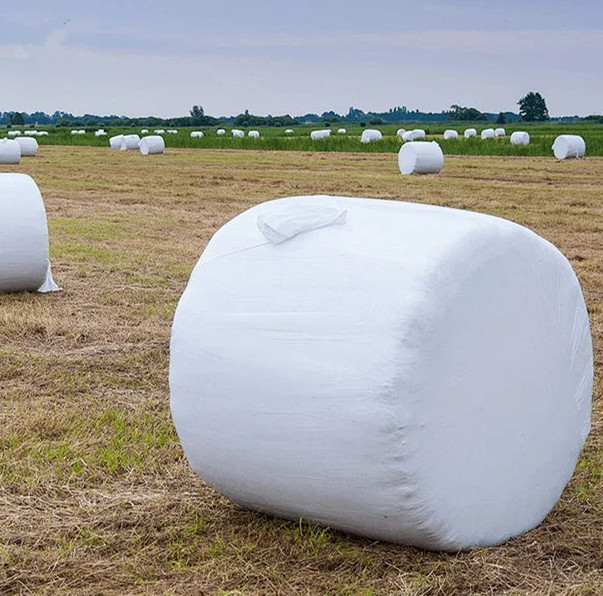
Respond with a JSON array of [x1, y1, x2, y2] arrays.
[[232, 129, 245, 138], [337, 128, 347, 134], [494, 128, 506, 137], [310, 129, 331, 140], [190, 131, 204, 138], [0, 173, 60, 293], [167, 129, 178, 134], [217, 129, 226, 136], [70, 130, 79, 135], [15, 137, 38, 157], [464, 128, 477, 138], [141, 129, 149, 134], [154, 129, 165, 134], [120, 134, 141, 150], [8, 131, 22, 137], [0, 139, 21, 164], [285, 129, 295, 135], [398, 141, 444, 175], [37, 131, 49, 136], [78, 130, 86, 134], [413, 129, 426, 139], [443, 130, 458, 140], [481, 128, 495, 139], [140, 135, 165, 155], [24, 130, 37, 136], [94, 130, 106, 137], [109, 134, 124, 150], [170, 194, 592, 551], [510, 131, 530, 146], [552, 135, 586, 159], [397, 128, 406, 137], [402, 130, 422, 142], [361, 129, 382, 143], [248, 130, 260, 138]]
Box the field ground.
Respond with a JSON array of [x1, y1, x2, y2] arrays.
[[0, 146, 601, 595], [4, 122, 603, 156]]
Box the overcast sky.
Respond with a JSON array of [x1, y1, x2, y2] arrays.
[[1, 1, 601, 118]]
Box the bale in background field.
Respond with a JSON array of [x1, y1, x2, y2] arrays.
[[120, 134, 141, 150], [285, 129, 294, 135], [510, 131, 530, 146], [140, 135, 165, 155], [217, 129, 226, 136], [0, 139, 21, 164], [15, 137, 38, 156], [398, 141, 444, 175], [397, 128, 406, 138], [443, 130, 458, 140], [310, 130, 331, 140], [481, 128, 495, 139], [109, 135, 124, 150], [361, 129, 382, 143], [232, 129, 245, 138], [552, 135, 586, 159], [170, 194, 592, 551], [337, 128, 347, 134], [464, 128, 477, 138], [494, 128, 506, 137], [248, 130, 260, 138], [190, 131, 204, 138], [0, 173, 60, 293]]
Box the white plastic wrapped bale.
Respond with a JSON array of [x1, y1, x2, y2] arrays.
[[285, 129, 295, 135], [552, 135, 586, 159], [15, 137, 38, 157], [248, 130, 260, 138], [398, 141, 444, 175], [141, 129, 149, 134], [361, 129, 382, 143], [0, 139, 21, 164], [167, 129, 178, 134], [109, 134, 124, 150], [8, 131, 21, 136], [310, 129, 331, 140], [494, 128, 506, 137], [397, 128, 406, 137], [37, 131, 49, 136], [94, 130, 106, 137], [464, 128, 477, 138], [217, 129, 226, 136], [190, 131, 204, 138], [232, 129, 245, 138], [24, 130, 37, 136], [0, 174, 60, 293], [78, 130, 86, 134], [510, 131, 530, 146], [413, 129, 426, 139], [120, 134, 141, 150], [337, 128, 347, 134], [443, 130, 458, 140], [481, 128, 495, 139], [140, 135, 165, 155], [402, 130, 422, 142], [70, 130, 78, 135], [154, 129, 165, 134], [170, 195, 593, 551]]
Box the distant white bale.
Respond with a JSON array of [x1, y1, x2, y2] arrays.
[[120, 134, 141, 150], [109, 134, 124, 150], [398, 141, 444, 175], [15, 137, 38, 157], [37, 131, 49, 136], [170, 194, 593, 550], [154, 129, 165, 134], [70, 130, 79, 135], [78, 130, 86, 134], [7, 131, 20, 137], [141, 129, 149, 134], [396, 128, 406, 138], [310, 129, 331, 140], [361, 129, 382, 143], [24, 130, 37, 136], [481, 128, 495, 139], [464, 128, 477, 138], [248, 130, 260, 138], [0, 173, 60, 293], [0, 139, 21, 164], [285, 129, 295, 135], [402, 130, 422, 142], [190, 131, 204, 138], [167, 129, 178, 134], [494, 128, 506, 137], [413, 129, 426, 139], [94, 130, 106, 137], [232, 129, 245, 138], [140, 135, 165, 155], [443, 130, 458, 140], [510, 131, 530, 146], [552, 135, 586, 160], [216, 129, 226, 136], [337, 128, 347, 134]]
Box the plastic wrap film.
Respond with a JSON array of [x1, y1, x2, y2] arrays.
[[109, 135, 124, 150], [248, 130, 260, 138], [120, 134, 141, 150], [464, 128, 477, 138], [0, 139, 21, 164], [443, 130, 458, 140], [398, 141, 444, 175], [481, 128, 495, 139], [494, 128, 506, 137], [310, 130, 331, 140], [0, 174, 60, 293], [361, 129, 382, 143], [510, 132, 530, 146], [140, 136, 165, 155], [170, 195, 593, 551], [552, 135, 586, 159], [15, 137, 38, 156]]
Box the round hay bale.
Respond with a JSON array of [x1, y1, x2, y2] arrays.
[[140, 135, 165, 155], [443, 130, 458, 140], [481, 128, 495, 139], [0, 173, 60, 293], [413, 129, 426, 139], [15, 137, 38, 157], [510, 131, 530, 146], [120, 134, 141, 150], [141, 129, 149, 134], [337, 128, 347, 134], [285, 129, 295, 135], [397, 128, 406, 138], [552, 135, 586, 159], [7, 131, 21, 137], [217, 129, 226, 136], [248, 130, 260, 138], [361, 129, 382, 143], [398, 141, 444, 175], [170, 195, 592, 550], [494, 128, 506, 137], [154, 129, 165, 134], [232, 129, 245, 138], [464, 128, 477, 138], [109, 134, 124, 150], [0, 139, 21, 164], [310, 130, 331, 140], [190, 131, 204, 138]]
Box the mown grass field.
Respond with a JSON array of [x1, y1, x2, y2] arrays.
[[4, 122, 603, 156], [0, 146, 601, 595]]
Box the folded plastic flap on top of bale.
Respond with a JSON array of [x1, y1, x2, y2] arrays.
[[170, 195, 593, 551]]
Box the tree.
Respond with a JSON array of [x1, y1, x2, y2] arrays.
[[448, 105, 487, 121], [496, 112, 506, 124], [518, 92, 549, 121], [9, 112, 25, 125], [190, 105, 205, 125]]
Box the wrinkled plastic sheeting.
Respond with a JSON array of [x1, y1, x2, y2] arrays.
[[443, 130, 458, 140], [120, 134, 140, 150], [16, 137, 38, 156], [140, 135, 165, 155], [0, 139, 21, 164], [494, 128, 506, 137], [510, 131, 530, 146], [0, 174, 60, 293], [361, 129, 382, 143], [109, 135, 124, 149], [170, 194, 593, 551], [553, 135, 586, 159], [397, 128, 406, 137], [464, 128, 477, 138], [481, 128, 495, 139], [398, 141, 444, 175], [310, 129, 331, 140]]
